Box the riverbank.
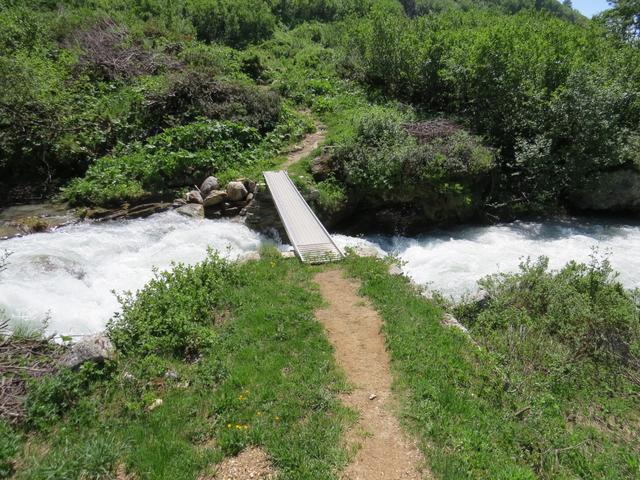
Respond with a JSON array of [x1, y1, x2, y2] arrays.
[[1, 252, 638, 479]]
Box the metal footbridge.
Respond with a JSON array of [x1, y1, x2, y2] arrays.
[[263, 171, 344, 263]]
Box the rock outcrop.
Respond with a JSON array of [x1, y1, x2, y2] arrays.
[[61, 334, 115, 369], [570, 168, 640, 212]]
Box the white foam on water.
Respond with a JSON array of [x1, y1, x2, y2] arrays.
[[355, 219, 640, 298], [2, 212, 639, 336], [0, 211, 265, 335]]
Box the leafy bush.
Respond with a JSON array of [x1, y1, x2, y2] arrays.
[[25, 362, 112, 431], [456, 255, 640, 387], [186, 0, 276, 47], [61, 120, 263, 205], [144, 70, 282, 134], [108, 252, 240, 357], [344, 8, 640, 210], [332, 108, 494, 196]]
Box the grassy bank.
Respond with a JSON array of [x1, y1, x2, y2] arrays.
[[344, 255, 640, 479], [2, 250, 352, 479]]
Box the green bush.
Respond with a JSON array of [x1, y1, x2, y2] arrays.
[[186, 0, 276, 47], [61, 120, 263, 205], [456, 256, 640, 386], [344, 8, 640, 209], [108, 252, 241, 357], [332, 108, 494, 196]]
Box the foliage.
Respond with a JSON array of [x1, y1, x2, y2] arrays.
[[0, 420, 20, 478], [600, 0, 640, 42], [332, 108, 494, 198], [12, 253, 352, 479], [344, 255, 640, 480], [343, 7, 640, 210], [187, 0, 276, 47], [108, 252, 239, 357]]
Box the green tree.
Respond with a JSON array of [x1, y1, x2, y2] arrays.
[[602, 0, 640, 41]]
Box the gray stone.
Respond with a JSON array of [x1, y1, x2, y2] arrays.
[[186, 190, 203, 205], [570, 168, 640, 212], [203, 190, 227, 207], [200, 176, 219, 197], [227, 181, 248, 202], [61, 334, 115, 369], [172, 198, 187, 208], [238, 251, 261, 263], [176, 203, 204, 219], [388, 264, 403, 276], [246, 193, 254, 202], [441, 313, 469, 334], [241, 178, 257, 194]]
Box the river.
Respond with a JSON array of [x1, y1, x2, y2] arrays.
[[1, 212, 639, 336]]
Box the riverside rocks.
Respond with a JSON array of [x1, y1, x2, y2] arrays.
[[203, 190, 227, 207], [176, 203, 204, 219], [227, 181, 248, 201], [61, 334, 115, 369], [186, 190, 203, 205], [178, 176, 256, 220], [200, 176, 219, 197]]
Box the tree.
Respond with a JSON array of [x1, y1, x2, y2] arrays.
[[602, 0, 640, 42]]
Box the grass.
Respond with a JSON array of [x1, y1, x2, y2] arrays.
[[8, 250, 353, 480], [343, 255, 640, 480]]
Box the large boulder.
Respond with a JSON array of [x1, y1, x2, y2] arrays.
[[226, 181, 248, 202], [200, 176, 219, 197], [186, 190, 203, 205], [570, 169, 640, 212], [175, 203, 204, 218], [203, 190, 227, 207], [61, 334, 115, 369]]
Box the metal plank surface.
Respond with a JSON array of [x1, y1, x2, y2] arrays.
[[263, 171, 343, 263]]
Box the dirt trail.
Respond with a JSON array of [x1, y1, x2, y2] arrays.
[[314, 270, 428, 480], [280, 123, 326, 169]]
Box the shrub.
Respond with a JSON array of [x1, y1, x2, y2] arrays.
[[186, 0, 276, 47], [108, 252, 240, 358], [456, 255, 640, 387], [61, 120, 263, 205], [332, 109, 494, 196], [0, 421, 20, 477], [144, 70, 282, 134]]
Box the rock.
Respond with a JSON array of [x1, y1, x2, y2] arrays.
[[92, 203, 171, 222], [227, 181, 248, 202], [353, 245, 380, 258], [240, 178, 257, 194], [61, 334, 115, 369], [164, 369, 179, 380], [222, 206, 241, 216], [186, 190, 203, 205], [388, 264, 403, 276], [570, 168, 640, 212], [176, 203, 204, 219], [441, 313, 469, 335], [203, 190, 227, 207], [148, 398, 163, 411], [172, 198, 187, 208], [368, 393, 377, 400], [238, 251, 261, 263], [246, 193, 254, 202], [200, 176, 219, 197]]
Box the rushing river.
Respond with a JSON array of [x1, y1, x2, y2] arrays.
[[1, 212, 639, 335]]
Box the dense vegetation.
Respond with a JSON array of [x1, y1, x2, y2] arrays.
[[346, 255, 640, 479], [2, 0, 640, 478]]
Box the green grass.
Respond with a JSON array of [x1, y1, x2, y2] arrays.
[[10, 251, 352, 480], [343, 255, 640, 480]]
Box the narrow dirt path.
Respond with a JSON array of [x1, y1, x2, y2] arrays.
[[280, 122, 326, 170], [314, 270, 428, 480]]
